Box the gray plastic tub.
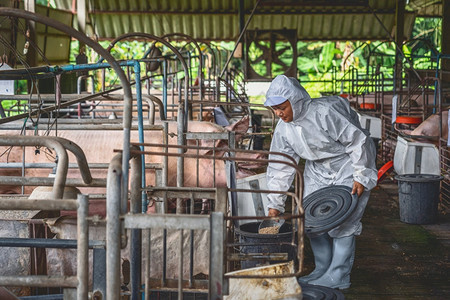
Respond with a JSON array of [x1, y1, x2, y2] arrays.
[[395, 174, 443, 224]]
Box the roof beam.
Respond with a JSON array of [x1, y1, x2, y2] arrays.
[[260, 0, 369, 6], [86, 8, 396, 16]]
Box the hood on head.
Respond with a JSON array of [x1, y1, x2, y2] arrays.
[[264, 75, 311, 121]]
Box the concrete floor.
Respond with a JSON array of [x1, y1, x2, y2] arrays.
[[302, 180, 450, 299]]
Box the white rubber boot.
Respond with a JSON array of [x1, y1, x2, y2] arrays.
[[308, 235, 355, 289], [298, 233, 332, 284]]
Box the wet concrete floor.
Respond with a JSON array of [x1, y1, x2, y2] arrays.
[[302, 180, 450, 299]]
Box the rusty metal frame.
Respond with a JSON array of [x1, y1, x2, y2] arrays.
[[126, 143, 305, 272]]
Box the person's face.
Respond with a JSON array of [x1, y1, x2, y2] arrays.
[[272, 100, 293, 122]]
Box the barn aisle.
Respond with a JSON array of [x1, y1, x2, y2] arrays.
[[328, 181, 450, 299]]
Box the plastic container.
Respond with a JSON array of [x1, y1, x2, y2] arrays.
[[358, 113, 382, 139], [235, 221, 296, 269], [233, 173, 270, 226], [395, 116, 422, 125], [395, 174, 443, 224], [394, 136, 440, 175], [224, 262, 301, 300], [359, 102, 381, 111]]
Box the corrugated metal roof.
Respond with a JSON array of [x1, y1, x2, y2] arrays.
[[1, 0, 440, 67], [407, 0, 441, 11], [48, 0, 445, 18], [406, 0, 442, 17], [89, 12, 415, 42], [51, 0, 423, 42], [408, 2, 442, 17]]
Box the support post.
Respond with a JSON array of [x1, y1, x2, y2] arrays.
[[209, 212, 224, 300], [394, 0, 406, 93], [106, 154, 123, 300], [442, 0, 450, 97], [77, 194, 89, 300], [24, 0, 37, 91]]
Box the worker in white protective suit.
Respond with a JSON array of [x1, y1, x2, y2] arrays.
[[264, 75, 377, 290]]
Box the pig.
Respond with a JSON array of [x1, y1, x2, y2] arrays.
[[0, 117, 267, 285], [0, 116, 266, 200], [410, 110, 449, 143]]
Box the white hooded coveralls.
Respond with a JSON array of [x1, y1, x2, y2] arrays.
[[266, 75, 378, 238]]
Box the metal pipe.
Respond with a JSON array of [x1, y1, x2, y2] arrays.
[[0, 237, 104, 248], [130, 147, 143, 300], [0, 198, 77, 211], [131, 145, 304, 273], [133, 145, 301, 195], [0, 135, 68, 198], [102, 68, 107, 92], [0, 276, 78, 288], [196, 140, 200, 187], [187, 52, 193, 117], [0, 7, 133, 127], [133, 61, 148, 218], [131, 144, 299, 170], [171, 74, 176, 120], [187, 100, 276, 129], [162, 122, 169, 288], [0, 176, 106, 187], [0, 162, 108, 169], [77, 74, 94, 95], [176, 81, 185, 214], [162, 228, 167, 287], [178, 229, 183, 300], [142, 95, 155, 124], [134, 61, 145, 150], [0, 66, 52, 76], [189, 195, 194, 288], [2, 117, 120, 125], [144, 229, 151, 300], [162, 32, 201, 107], [163, 59, 168, 118], [176, 129, 184, 213], [1, 124, 165, 131], [162, 122, 169, 211], [0, 93, 150, 106], [77, 194, 89, 300], [219, 0, 262, 79], [145, 94, 166, 122], [104, 32, 188, 128], [143, 187, 217, 200], [172, 52, 189, 214], [55, 136, 93, 184], [0, 83, 124, 126], [200, 41, 217, 86], [106, 153, 123, 300], [209, 212, 224, 299], [367, 4, 420, 82], [124, 214, 211, 230]]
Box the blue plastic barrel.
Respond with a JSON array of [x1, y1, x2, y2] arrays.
[[395, 174, 443, 224]]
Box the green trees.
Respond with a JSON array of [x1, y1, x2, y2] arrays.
[[292, 17, 441, 97]]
